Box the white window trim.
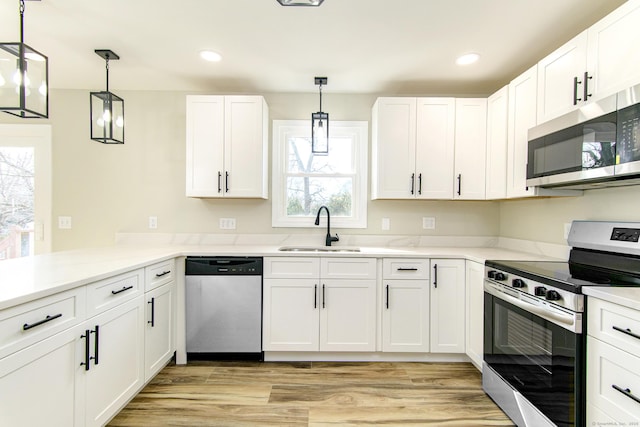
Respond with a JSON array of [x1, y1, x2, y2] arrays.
[[272, 120, 368, 228]]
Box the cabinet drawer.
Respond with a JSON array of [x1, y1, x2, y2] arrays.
[[321, 258, 377, 279], [588, 298, 640, 355], [383, 259, 429, 279], [86, 269, 144, 317], [145, 259, 175, 291], [0, 287, 86, 359], [264, 257, 319, 279], [587, 337, 640, 421]]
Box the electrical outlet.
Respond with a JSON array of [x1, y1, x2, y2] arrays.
[[422, 217, 436, 230], [382, 218, 390, 231], [58, 216, 72, 229], [219, 218, 237, 230], [563, 223, 572, 240], [148, 216, 158, 229]]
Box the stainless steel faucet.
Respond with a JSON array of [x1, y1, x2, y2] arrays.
[[314, 205, 339, 246]]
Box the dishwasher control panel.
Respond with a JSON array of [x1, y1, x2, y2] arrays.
[[185, 257, 263, 275]]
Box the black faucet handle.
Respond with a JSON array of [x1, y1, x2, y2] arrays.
[[333, 233, 339, 242]]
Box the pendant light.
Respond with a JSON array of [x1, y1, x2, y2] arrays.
[[311, 77, 329, 155], [90, 49, 124, 144], [0, 0, 49, 119]]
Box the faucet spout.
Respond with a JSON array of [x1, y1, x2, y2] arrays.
[[314, 205, 339, 247]]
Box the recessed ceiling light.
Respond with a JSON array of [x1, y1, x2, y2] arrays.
[[456, 53, 480, 66], [277, 0, 324, 6], [200, 50, 222, 62]]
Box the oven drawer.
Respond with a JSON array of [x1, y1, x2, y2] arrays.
[[588, 298, 640, 355], [587, 337, 640, 422]]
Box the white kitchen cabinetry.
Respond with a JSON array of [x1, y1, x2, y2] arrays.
[[186, 95, 268, 199], [263, 257, 377, 352], [485, 86, 509, 200], [587, 297, 640, 424], [430, 259, 465, 353], [381, 259, 430, 352], [465, 260, 484, 370], [371, 97, 455, 199], [453, 98, 487, 200]]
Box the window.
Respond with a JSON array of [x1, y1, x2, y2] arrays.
[[0, 125, 51, 260], [272, 120, 368, 228]]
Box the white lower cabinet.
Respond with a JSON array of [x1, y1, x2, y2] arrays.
[[262, 257, 376, 352], [381, 259, 430, 352], [430, 259, 465, 353], [465, 260, 484, 369], [144, 282, 175, 382]]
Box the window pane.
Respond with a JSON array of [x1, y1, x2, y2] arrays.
[[0, 147, 35, 260], [287, 137, 353, 174], [286, 177, 352, 217]]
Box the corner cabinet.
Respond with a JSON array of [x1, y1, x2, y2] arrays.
[[430, 259, 465, 353], [186, 95, 269, 199], [262, 257, 377, 352], [485, 86, 509, 200], [453, 98, 488, 200]]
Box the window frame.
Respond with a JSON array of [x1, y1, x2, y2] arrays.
[[271, 120, 368, 228]]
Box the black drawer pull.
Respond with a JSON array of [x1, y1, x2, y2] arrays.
[[397, 267, 418, 271], [155, 270, 171, 278], [613, 325, 640, 341], [23, 313, 62, 331], [111, 285, 134, 295], [612, 384, 640, 405]]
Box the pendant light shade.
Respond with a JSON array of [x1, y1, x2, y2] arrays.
[[311, 77, 329, 155], [90, 49, 124, 144], [0, 0, 49, 119]]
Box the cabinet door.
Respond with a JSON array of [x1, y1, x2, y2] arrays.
[[415, 97, 455, 199], [465, 261, 484, 370], [587, 0, 640, 98], [507, 65, 538, 198], [454, 98, 487, 200], [0, 325, 82, 427], [144, 282, 175, 382], [320, 279, 376, 352], [537, 31, 588, 123], [485, 86, 509, 200], [224, 96, 268, 198], [81, 296, 145, 427], [262, 278, 319, 351], [186, 95, 225, 197], [382, 280, 429, 352], [371, 97, 417, 199], [430, 259, 465, 353]]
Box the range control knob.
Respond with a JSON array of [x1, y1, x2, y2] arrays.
[[534, 286, 547, 297], [512, 279, 526, 288], [487, 270, 497, 279], [494, 272, 507, 281], [546, 290, 562, 301]]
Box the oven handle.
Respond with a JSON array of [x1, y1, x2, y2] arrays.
[[484, 281, 580, 333]]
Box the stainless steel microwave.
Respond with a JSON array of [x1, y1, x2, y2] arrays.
[[527, 83, 640, 190]]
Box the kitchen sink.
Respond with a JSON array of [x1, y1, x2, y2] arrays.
[[278, 246, 361, 253]]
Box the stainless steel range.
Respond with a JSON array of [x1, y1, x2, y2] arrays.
[[483, 221, 640, 427]]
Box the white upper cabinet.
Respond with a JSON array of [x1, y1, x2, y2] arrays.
[[454, 98, 488, 200], [485, 86, 509, 200], [186, 95, 268, 198]]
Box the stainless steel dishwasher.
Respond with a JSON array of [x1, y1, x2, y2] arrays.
[[185, 257, 263, 360]]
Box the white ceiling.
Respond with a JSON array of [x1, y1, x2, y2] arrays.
[[0, 0, 627, 95]]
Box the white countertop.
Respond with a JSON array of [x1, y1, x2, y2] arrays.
[[583, 286, 640, 311], [0, 243, 559, 311]]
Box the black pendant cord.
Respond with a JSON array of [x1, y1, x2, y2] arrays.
[[318, 82, 323, 114], [105, 56, 110, 93], [19, 0, 25, 44]]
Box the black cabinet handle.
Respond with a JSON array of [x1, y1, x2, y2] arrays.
[[80, 329, 91, 371], [410, 173, 415, 195], [217, 171, 222, 193], [613, 325, 640, 341], [433, 264, 438, 288], [612, 384, 640, 405], [397, 267, 418, 271], [225, 171, 229, 193], [111, 285, 133, 295], [322, 284, 326, 309], [148, 297, 155, 327], [583, 71, 592, 102], [456, 174, 461, 196], [314, 284, 317, 309], [91, 325, 99, 366], [573, 76, 582, 105], [386, 284, 390, 309], [23, 313, 62, 331], [155, 270, 171, 278], [418, 173, 422, 195]]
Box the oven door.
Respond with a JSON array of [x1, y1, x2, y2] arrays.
[[483, 283, 585, 427]]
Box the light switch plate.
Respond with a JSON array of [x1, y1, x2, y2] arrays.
[[382, 218, 390, 231], [58, 216, 72, 229], [422, 217, 436, 230], [220, 218, 237, 230], [148, 216, 158, 229]]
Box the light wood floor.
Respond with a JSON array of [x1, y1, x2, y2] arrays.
[[108, 361, 515, 426]]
